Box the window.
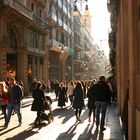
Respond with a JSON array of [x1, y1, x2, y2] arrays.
[[31, 3, 34, 11], [39, 35, 45, 50], [7, 28, 17, 48], [49, 3, 52, 13], [39, 10, 42, 18], [49, 28, 52, 39]]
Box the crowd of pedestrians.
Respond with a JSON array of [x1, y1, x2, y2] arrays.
[[0, 75, 117, 131], [0, 77, 23, 128]]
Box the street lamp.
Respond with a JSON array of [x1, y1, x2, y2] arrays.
[[72, 0, 89, 16]]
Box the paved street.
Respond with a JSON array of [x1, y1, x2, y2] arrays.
[[0, 93, 124, 140]]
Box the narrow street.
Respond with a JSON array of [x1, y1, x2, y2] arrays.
[[0, 92, 124, 140]]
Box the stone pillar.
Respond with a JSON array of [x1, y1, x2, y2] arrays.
[[36, 56, 40, 80], [59, 52, 68, 81], [32, 55, 36, 79], [17, 49, 28, 95], [42, 55, 48, 81], [0, 52, 6, 80]]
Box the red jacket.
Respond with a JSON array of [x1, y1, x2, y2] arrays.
[[0, 92, 8, 105]]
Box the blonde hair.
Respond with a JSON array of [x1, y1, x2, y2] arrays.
[[0, 82, 8, 93]]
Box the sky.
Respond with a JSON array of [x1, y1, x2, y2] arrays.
[[84, 0, 110, 56]]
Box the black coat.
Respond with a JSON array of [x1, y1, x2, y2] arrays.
[[31, 88, 45, 111], [58, 87, 67, 107], [87, 86, 95, 109], [93, 82, 111, 102], [8, 84, 23, 104], [72, 87, 85, 109]]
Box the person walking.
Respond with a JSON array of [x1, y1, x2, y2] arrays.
[[107, 76, 117, 103], [31, 82, 45, 127], [57, 82, 67, 109], [93, 76, 111, 131], [3, 77, 23, 128], [66, 81, 75, 106], [54, 80, 60, 99], [87, 79, 96, 123], [0, 82, 8, 124], [72, 81, 85, 123]]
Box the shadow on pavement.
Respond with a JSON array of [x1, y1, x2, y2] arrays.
[[0, 126, 20, 136], [4, 126, 39, 140], [78, 123, 99, 140], [56, 122, 80, 140], [52, 107, 75, 124]]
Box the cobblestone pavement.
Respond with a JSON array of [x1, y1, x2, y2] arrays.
[[0, 92, 124, 140]]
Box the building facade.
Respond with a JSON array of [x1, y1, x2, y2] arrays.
[[0, 0, 49, 95], [46, 0, 74, 82], [0, 0, 94, 95], [107, 0, 140, 139]]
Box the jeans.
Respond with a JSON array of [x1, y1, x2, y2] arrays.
[[5, 103, 22, 126], [95, 102, 107, 127], [1, 105, 7, 122]]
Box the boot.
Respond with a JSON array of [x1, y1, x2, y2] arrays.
[[75, 117, 79, 123], [78, 117, 81, 122]]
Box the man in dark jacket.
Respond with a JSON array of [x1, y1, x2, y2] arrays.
[[3, 77, 23, 128], [93, 76, 111, 131]]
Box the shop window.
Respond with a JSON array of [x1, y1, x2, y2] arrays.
[[28, 55, 32, 83], [6, 54, 17, 78], [31, 3, 34, 11]]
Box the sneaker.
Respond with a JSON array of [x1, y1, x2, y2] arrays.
[[78, 117, 81, 122], [75, 117, 79, 123]]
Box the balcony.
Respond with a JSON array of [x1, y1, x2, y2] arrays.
[[47, 12, 57, 25], [57, 18, 63, 27], [58, 1, 62, 9], [33, 14, 49, 30], [63, 5, 67, 15], [1, 0, 33, 20], [63, 23, 68, 32], [67, 27, 73, 35], [49, 39, 62, 52]]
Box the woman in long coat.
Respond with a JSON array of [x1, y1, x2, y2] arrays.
[[58, 82, 67, 108], [73, 81, 85, 123], [87, 80, 96, 122], [31, 82, 45, 126]]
